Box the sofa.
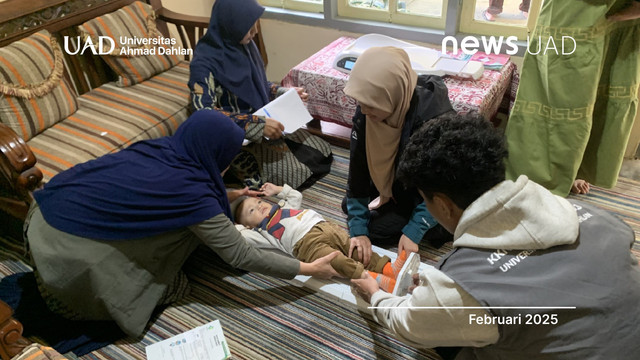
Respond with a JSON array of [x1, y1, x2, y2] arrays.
[[0, 0, 268, 238]]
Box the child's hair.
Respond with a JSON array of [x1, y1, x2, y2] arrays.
[[232, 196, 249, 225]]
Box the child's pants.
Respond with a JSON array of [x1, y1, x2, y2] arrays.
[[293, 221, 391, 279]]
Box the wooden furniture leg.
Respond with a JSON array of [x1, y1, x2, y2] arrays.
[[0, 301, 30, 360]]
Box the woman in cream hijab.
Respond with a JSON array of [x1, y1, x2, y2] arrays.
[[342, 46, 454, 262]]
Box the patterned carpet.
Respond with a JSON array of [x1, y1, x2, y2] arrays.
[[1, 144, 639, 360]]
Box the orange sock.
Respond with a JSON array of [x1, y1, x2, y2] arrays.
[[382, 262, 394, 278], [382, 250, 409, 278], [368, 271, 396, 293]]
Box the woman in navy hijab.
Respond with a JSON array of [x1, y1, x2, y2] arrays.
[[25, 110, 338, 337], [188, 0, 332, 190]]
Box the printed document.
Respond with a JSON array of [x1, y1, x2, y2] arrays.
[[253, 88, 313, 133], [145, 320, 230, 360]]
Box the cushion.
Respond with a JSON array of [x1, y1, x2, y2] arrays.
[[0, 30, 79, 141], [79, 1, 180, 87], [27, 61, 191, 182]]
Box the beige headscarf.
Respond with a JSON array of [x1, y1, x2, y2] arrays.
[[344, 46, 418, 200]]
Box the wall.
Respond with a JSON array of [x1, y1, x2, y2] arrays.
[[162, 0, 212, 17]]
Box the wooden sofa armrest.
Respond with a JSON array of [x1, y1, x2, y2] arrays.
[[0, 123, 43, 220], [0, 301, 31, 360]]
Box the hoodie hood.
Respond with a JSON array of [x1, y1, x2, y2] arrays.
[[453, 175, 579, 250]]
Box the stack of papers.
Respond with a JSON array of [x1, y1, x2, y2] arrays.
[[145, 320, 230, 360]]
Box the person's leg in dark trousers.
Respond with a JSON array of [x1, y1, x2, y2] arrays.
[[342, 194, 452, 249], [368, 201, 411, 247], [342, 195, 405, 248]]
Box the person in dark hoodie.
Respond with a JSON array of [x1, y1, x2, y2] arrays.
[[341, 46, 455, 264], [24, 110, 338, 337], [352, 112, 640, 359], [188, 0, 332, 190]]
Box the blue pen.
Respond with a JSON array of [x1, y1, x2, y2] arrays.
[[262, 108, 275, 140]]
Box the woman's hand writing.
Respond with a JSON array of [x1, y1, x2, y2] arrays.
[[264, 118, 285, 139]]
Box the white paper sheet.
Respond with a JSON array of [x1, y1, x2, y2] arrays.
[[253, 88, 313, 134], [145, 320, 230, 360]]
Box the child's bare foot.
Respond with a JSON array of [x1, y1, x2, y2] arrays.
[[570, 179, 590, 194]]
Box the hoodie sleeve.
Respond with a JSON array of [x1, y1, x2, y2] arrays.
[[369, 267, 499, 348]]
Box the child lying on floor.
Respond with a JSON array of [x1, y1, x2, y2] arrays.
[[233, 183, 418, 295]]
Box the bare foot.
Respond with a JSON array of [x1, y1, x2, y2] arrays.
[[482, 10, 496, 22], [570, 179, 590, 194]]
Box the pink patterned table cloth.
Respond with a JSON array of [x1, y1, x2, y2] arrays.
[[282, 36, 517, 127]]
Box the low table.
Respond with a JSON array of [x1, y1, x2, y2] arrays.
[[282, 36, 518, 147]]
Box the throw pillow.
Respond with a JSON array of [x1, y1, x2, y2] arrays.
[[79, 1, 180, 87], [0, 30, 78, 141]]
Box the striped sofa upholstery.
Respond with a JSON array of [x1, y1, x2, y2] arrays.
[[27, 61, 190, 181]]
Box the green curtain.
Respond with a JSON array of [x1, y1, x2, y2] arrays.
[[505, 0, 640, 196]]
